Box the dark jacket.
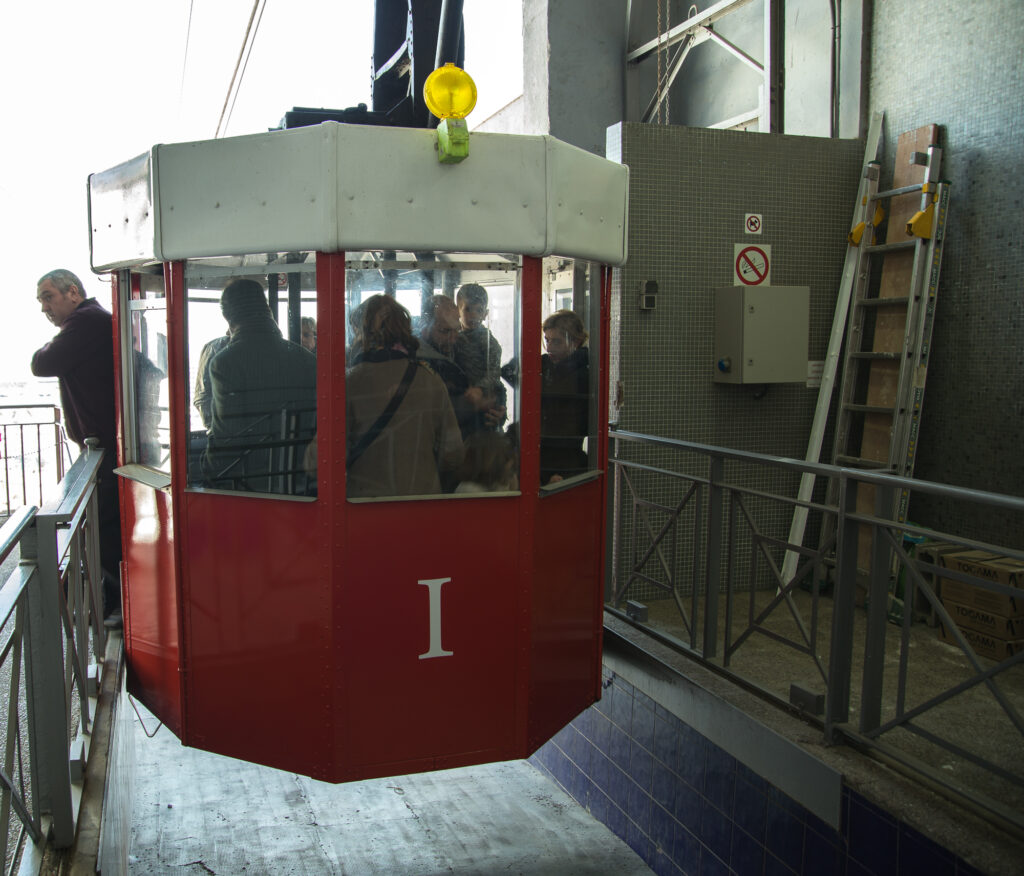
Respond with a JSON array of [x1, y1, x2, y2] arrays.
[[202, 317, 317, 493], [417, 339, 487, 438], [454, 326, 502, 395], [31, 298, 117, 451], [540, 347, 590, 483], [193, 334, 231, 429]]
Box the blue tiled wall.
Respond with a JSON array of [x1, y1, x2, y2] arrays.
[[529, 670, 984, 876]]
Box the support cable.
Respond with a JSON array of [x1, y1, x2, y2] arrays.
[[214, 0, 265, 139], [223, 0, 269, 135], [178, 0, 195, 111]]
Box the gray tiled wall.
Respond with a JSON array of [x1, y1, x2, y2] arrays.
[[869, 0, 1024, 544], [610, 124, 863, 598]]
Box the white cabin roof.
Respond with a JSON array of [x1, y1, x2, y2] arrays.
[[88, 122, 629, 272]]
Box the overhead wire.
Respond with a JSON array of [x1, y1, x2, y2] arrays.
[[214, 0, 267, 138], [223, 0, 269, 135], [178, 0, 195, 112]]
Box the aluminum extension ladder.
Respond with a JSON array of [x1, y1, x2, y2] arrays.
[[821, 136, 951, 571], [834, 145, 950, 487]]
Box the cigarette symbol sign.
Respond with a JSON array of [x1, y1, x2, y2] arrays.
[[734, 244, 771, 286]]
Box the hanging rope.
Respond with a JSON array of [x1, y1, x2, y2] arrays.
[[656, 0, 664, 125], [664, 0, 672, 124], [655, 0, 678, 125]]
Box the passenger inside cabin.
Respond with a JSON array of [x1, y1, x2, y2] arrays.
[[201, 279, 317, 494], [540, 309, 590, 485], [453, 283, 505, 420], [346, 294, 463, 498], [418, 294, 505, 439], [193, 330, 231, 429], [300, 316, 317, 354], [455, 430, 518, 493], [134, 349, 165, 467]]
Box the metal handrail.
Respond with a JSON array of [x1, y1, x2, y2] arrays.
[[1, 447, 107, 874], [608, 429, 1024, 833]]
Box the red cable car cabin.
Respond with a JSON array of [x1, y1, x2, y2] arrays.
[[88, 122, 629, 782]]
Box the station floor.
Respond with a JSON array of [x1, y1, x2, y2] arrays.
[[127, 703, 653, 875]]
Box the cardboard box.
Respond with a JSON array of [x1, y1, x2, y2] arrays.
[[941, 600, 1024, 639], [939, 550, 1024, 618], [937, 622, 1024, 662], [916, 542, 966, 626]]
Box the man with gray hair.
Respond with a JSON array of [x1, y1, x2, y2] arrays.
[[31, 268, 122, 626]]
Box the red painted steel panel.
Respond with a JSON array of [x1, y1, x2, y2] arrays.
[[122, 477, 183, 735], [339, 498, 522, 778], [529, 479, 605, 750], [180, 492, 333, 778]]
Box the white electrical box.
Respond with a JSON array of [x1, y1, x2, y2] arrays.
[[713, 286, 809, 384]]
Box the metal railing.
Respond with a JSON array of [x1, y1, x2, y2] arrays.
[[1, 447, 108, 875], [0, 406, 72, 521], [607, 429, 1024, 834]]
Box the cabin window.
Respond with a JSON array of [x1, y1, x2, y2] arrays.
[[184, 253, 318, 499], [124, 271, 170, 473], [344, 252, 521, 501], [539, 258, 601, 491]]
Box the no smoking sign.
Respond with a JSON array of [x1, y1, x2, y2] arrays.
[[734, 244, 771, 286]]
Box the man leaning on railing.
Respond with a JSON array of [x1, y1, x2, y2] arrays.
[[29, 268, 123, 628]]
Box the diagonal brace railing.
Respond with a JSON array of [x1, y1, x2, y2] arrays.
[[607, 430, 1024, 832], [1, 445, 108, 870]]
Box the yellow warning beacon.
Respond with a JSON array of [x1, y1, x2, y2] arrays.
[[424, 63, 477, 164]]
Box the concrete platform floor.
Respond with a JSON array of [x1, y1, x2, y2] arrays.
[[128, 706, 652, 876]]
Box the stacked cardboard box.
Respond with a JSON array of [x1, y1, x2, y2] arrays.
[[938, 550, 1024, 661]]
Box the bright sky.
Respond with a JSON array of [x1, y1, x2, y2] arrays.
[[1, 0, 522, 385]]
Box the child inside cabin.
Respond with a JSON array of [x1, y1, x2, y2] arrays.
[[455, 430, 518, 493]]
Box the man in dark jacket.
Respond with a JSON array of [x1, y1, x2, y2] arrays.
[[201, 279, 317, 494], [31, 268, 122, 623]]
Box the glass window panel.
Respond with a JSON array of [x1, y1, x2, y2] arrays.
[[127, 272, 170, 472], [540, 257, 600, 489], [185, 254, 318, 498], [344, 252, 520, 500]]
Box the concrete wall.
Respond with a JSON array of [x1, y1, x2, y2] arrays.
[[522, 0, 626, 153], [472, 95, 525, 134]]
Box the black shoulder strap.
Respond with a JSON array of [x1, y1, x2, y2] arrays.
[[347, 359, 419, 469]]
